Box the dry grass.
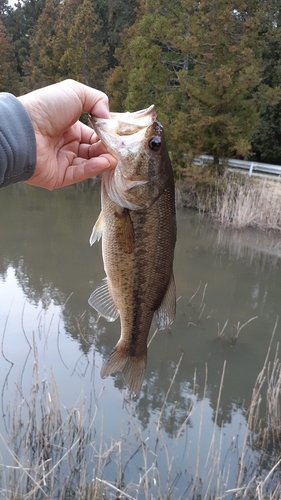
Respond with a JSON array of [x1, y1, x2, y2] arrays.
[[0, 323, 281, 499], [177, 168, 281, 231], [214, 176, 281, 230], [0, 336, 98, 499]]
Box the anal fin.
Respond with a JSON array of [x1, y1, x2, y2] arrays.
[[155, 273, 176, 330], [90, 211, 103, 246]]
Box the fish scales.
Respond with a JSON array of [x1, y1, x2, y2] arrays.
[[102, 185, 175, 350], [88, 105, 176, 394]]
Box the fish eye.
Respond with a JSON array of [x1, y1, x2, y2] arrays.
[[149, 136, 161, 151]]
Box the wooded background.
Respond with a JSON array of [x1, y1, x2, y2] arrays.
[[1, 0, 281, 167]]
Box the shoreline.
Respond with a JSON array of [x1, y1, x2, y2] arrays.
[[176, 168, 281, 231]]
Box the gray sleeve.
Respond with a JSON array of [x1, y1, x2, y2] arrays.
[[0, 93, 36, 188]]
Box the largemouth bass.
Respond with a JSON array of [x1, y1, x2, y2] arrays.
[[88, 105, 176, 393]]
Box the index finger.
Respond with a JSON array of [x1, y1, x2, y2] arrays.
[[90, 96, 111, 119], [76, 82, 110, 119]]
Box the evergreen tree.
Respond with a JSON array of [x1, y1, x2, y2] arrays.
[[28, 0, 61, 89], [106, 0, 185, 127], [61, 0, 108, 89], [107, 0, 262, 171], [96, 0, 138, 68], [251, 0, 281, 164], [0, 0, 10, 19], [52, 0, 82, 80], [177, 0, 261, 169], [4, 0, 45, 92], [0, 18, 18, 93]]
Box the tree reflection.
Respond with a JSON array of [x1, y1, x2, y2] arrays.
[[1, 185, 281, 439]]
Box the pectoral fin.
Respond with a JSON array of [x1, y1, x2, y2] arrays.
[[155, 273, 176, 330], [88, 278, 119, 322], [114, 209, 134, 253], [104, 170, 141, 210], [89, 211, 103, 246]]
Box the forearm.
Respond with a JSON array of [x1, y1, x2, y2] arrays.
[[0, 93, 36, 188]]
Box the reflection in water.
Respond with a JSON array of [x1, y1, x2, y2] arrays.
[[0, 185, 280, 423], [0, 184, 281, 496], [216, 224, 281, 266]]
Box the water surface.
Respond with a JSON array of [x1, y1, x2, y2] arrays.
[[0, 183, 280, 498]]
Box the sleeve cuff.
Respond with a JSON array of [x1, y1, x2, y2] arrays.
[[0, 93, 36, 188]]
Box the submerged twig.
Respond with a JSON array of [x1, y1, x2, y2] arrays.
[[232, 316, 258, 343], [188, 281, 202, 304], [157, 351, 184, 431], [21, 301, 32, 350], [1, 302, 14, 365]]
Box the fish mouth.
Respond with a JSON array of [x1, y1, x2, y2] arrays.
[[89, 105, 162, 210], [89, 105, 156, 138], [89, 105, 158, 160], [109, 104, 156, 126]]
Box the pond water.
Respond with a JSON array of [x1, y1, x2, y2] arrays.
[[0, 183, 281, 499]]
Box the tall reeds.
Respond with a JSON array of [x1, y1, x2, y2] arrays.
[[178, 169, 281, 231], [214, 176, 281, 230], [0, 325, 281, 499]]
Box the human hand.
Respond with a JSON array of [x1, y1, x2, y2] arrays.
[[18, 79, 117, 190]]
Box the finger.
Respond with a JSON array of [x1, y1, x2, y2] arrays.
[[99, 153, 118, 169], [78, 142, 105, 159], [58, 157, 113, 188], [63, 122, 103, 150], [61, 140, 109, 160], [72, 80, 111, 119], [87, 141, 113, 158], [61, 122, 95, 147], [79, 121, 101, 144], [90, 98, 110, 119]]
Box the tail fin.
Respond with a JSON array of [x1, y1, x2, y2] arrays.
[[100, 345, 147, 394]]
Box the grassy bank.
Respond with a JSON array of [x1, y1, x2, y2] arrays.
[[177, 167, 281, 231]]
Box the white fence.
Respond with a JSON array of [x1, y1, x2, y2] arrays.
[[193, 155, 281, 177]]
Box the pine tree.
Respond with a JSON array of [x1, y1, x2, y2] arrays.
[[96, 0, 138, 68], [251, 0, 281, 164], [107, 0, 262, 173], [0, 18, 18, 93], [177, 0, 261, 169], [106, 0, 185, 127], [28, 0, 61, 89], [4, 0, 45, 92], [52, 0, 82, 80], [61, 0, 108, 90], [0, 0, 10, 18]]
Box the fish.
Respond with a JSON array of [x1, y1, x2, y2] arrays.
[[88, 105, 176, 394]]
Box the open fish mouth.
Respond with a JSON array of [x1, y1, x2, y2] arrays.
[[88, 104, 164, 210], [89, 104, 156, 137], [88, 105, 159, 159]]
